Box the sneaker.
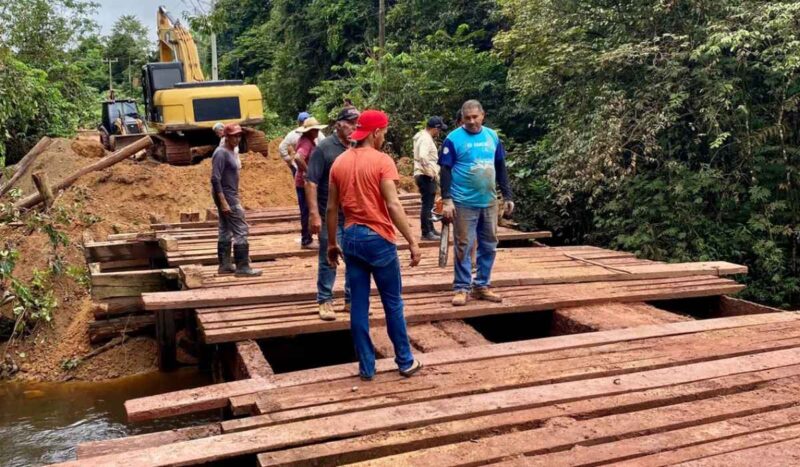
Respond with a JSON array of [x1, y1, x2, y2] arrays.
[[399, 360, 423, 377], [301, 240, 319, 250], [472, 287, 503, 303], [318, 301, 337, 321], [359, 374, 374, 382], [451, 291, 469, 306], [421, 232, 441, 241]]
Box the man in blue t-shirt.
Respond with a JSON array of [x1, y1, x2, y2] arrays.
[[438, 100, 514, 306]]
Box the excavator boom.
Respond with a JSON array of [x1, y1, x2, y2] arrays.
[[157, 6, 205, 83]]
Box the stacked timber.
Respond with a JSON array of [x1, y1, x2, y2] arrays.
[[62, 313, 800, 466], [82, 234, 178, 343]]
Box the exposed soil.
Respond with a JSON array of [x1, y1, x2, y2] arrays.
[[1, 136, 296, 382]]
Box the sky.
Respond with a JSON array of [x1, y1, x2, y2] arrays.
[[94, 0, 189, 39]]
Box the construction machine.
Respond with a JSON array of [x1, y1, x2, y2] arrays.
[[98, 98, 148, 151], [140, 6, 269, 164]]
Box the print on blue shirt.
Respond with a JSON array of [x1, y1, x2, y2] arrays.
[[438, 126, 505, 208]]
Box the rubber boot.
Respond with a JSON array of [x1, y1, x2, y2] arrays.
[[217, 241, 235, 275], [234, 243, 262, 277]]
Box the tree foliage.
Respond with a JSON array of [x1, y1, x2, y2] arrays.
[[497, 0, 800, 307]]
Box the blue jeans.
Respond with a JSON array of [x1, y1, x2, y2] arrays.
[[317, 215, 350, 304], [343, 224, 415, 378], [453, 203, 498, 292], [296, 187, 311, 245]]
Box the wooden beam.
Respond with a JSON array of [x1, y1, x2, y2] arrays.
[[53, 347, 800, 467], [235, 340, 273, 380], [77, 423, 222, 459], [156, 309, 177, 370]]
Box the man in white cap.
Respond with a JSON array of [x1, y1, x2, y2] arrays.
[[278, 112, 311, 177], [293, 117, 327, 249]]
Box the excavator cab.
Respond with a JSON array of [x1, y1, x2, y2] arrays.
[[137, 7, 269, 165]]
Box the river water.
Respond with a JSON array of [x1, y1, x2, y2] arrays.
[[0, 369, 213, 466]]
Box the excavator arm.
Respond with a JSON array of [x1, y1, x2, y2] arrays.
[[157, 6, 205, 83]]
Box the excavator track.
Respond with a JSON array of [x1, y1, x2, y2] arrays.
[[243, 128, 270, 157], [151, 134, 192, 165]]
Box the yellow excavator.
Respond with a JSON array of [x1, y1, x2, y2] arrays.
[[140, 6, 269, 164]]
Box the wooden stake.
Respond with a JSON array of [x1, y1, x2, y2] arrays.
[[31, 171, 54, 208]]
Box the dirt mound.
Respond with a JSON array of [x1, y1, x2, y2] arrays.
[[71, 139, 106, 159], [2, 136, 298, 382]]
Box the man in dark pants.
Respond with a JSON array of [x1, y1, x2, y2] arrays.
[[413, 116, 447, 240], [305, 107, 359, 320], [211, 124, 262, 277], [326, 109, 423, 380]]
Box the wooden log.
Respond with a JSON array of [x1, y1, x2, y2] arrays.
[[15, 136, 152, 210], [158, 235, 178, 252], [91, 297, 145, 319], [0, 136, 52, 197], [125, 313, 798, 422], [53, 347, 800, 467], [31, 171, 54, 208], [89, 315, 155, 343]]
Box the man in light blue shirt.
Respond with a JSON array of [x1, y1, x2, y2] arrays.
[[438, 100, 514, 306]]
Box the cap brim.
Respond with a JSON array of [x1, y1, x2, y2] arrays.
[[226, 130, 243, 136], [349, 129, 370, 141]]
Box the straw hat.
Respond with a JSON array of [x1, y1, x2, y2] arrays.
[[296, 117, 327, 133]]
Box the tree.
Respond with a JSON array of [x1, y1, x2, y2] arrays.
[[496, 0, 800, 307], [104, 15, 151, 97]]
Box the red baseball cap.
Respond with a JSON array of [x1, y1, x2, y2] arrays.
[[350, 110, 389, 141], [224, 123, 243, 136]]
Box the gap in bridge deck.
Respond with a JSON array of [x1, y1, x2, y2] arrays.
[[257, 330, 358, 374], [466, 310, 556, 343]]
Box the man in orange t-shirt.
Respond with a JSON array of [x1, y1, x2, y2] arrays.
[[326, 110, 423, 380]]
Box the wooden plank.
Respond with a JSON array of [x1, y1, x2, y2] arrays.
[[257, 365, 800, 466], [230, 322, 800, 429], [344, 379, 800, 466], [0, 136, 52, 197], [552, 302, 692, 334], [53, 347, 800, 467], [77, 423, 222, 459], [125, 314, 799, 422], [125, 378, 270, 422], [146, 261, 746, 311], [92, 284, 171, 300], [199, 279, 745, 343], [493, 407, 800, 467]]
